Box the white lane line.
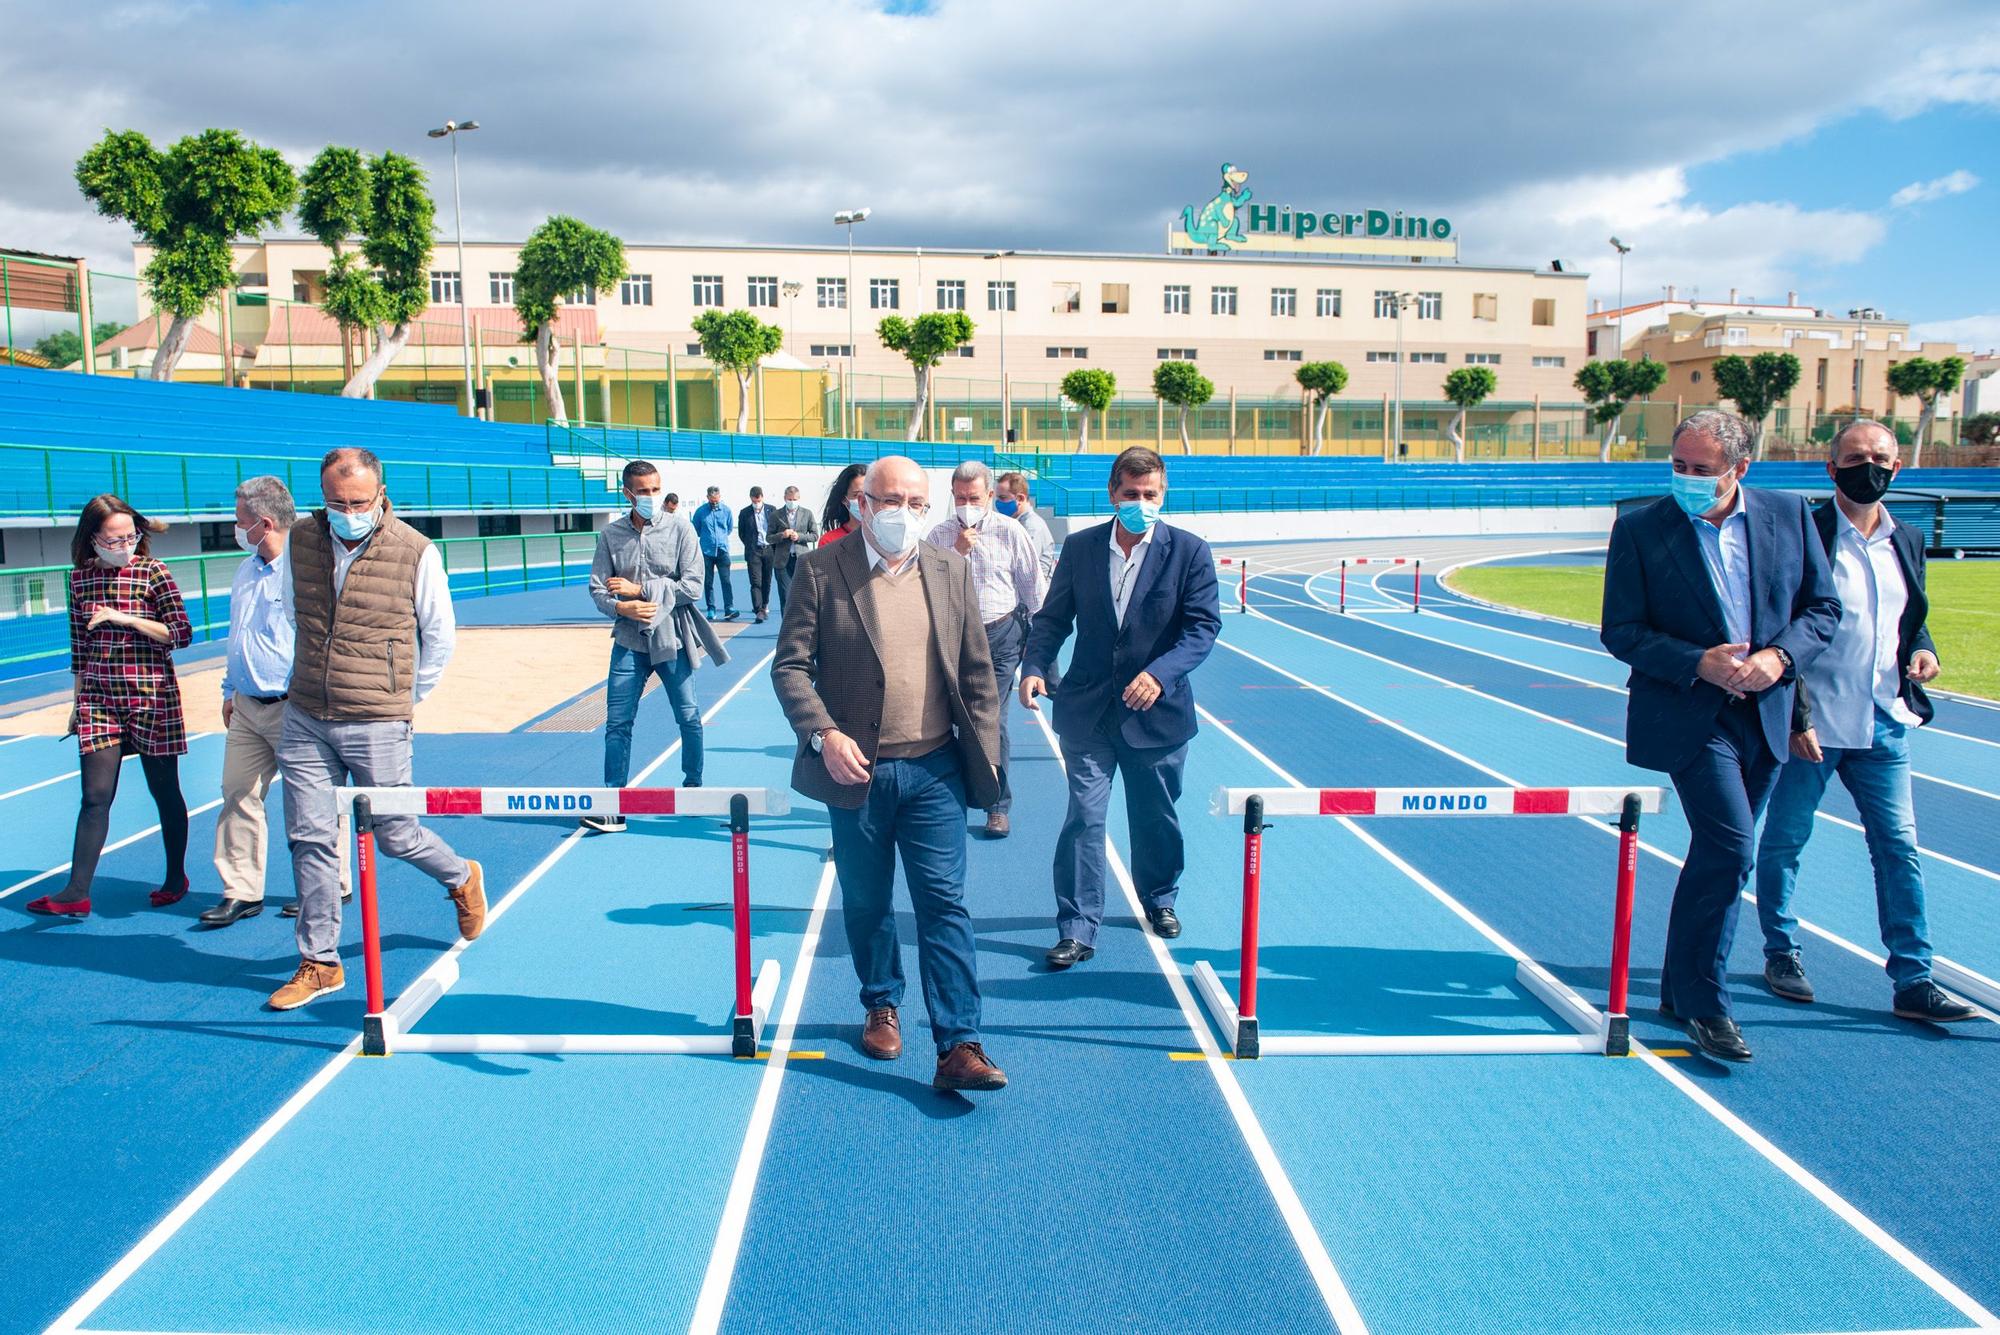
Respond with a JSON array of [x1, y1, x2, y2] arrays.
[[1, 769, 80, 800], [46, 653, 778, 1335], [1201, 650, 2000, 1331], [0, 733, 42, 746], [2, 799, 226, 903], [689, 857, 838, 1335], [1025, 706, 1368, 1334]]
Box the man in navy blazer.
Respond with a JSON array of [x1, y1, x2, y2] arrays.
[[1601, 410, 1839, 1063], [1020, 446, 1221, 967]]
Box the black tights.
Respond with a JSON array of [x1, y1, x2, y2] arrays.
[[59, 749, 188, 901]]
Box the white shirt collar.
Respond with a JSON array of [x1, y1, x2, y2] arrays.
[[1111, 524, 1157, 561], [868, 540, 921, 574], [1834, 503, 1894, 543]]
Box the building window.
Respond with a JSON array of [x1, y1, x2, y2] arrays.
[[936, 279, 966, 310], [1532, 298, 1556, 326], [566, 285, 597, 306], [948, 344, 975, 357], [406, 516, 445, 540], [987, 280, 1015, 311], [817, 277, 846, 309], [1366, 350, 1399, 363], [1164, 284, 1191, 315], [429, 270, 461, 304], [1101, 283, 1129, 314], [870, 278, 900, 310], [686, 342, 702, 355], [1156, 348, 1198, 360], [1374, 290, 1400, 318], [1465, 352, 1502, 364], [553, 512, 597, 534], [477, 515, 523, 538], [1691, 369, 1703, 384], [197, 521, 236, 553], [1725, 326, 1748, 346], [692, 275, 724, 307], [1052, 282, 1081, 314], [489, 272, 515, 304], [808, 343, 853, 358], [1045, 346, 1090, 358], [620, 274, 653, 306], [1409, 351, 1446, 364], [1271, 287, 1297, 317], [1264, 349, 1303, 362], [1416, 291, 1442, 320], [1316, 288, 1342, 318], [747, 276, 778, 308], [1211, 286, 1238, 316], [1532, 355, 1566, 368], [1473, 292, 1499, 321]]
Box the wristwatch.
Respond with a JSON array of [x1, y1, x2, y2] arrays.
[[810, 728, 831, 753], [1770, 646, 1793, 675]]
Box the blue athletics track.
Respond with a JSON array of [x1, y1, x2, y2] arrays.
[[5, 546, 1997, 1335]]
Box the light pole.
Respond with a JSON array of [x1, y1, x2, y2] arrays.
[[834, 208, 871, 436], [1609, 236, 1631, 359], [1392, 290, 1414, 459], [427, 118, 480, 417], [985, 250, 1014, 445]]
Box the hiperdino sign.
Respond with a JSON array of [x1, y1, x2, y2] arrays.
[[1170, 163, 1457, 258]]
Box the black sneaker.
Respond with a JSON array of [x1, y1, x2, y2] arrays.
[[1763, 953, 1815, 1003], [580, 815, 627, 835], [1893, 982, 1978, 1023]]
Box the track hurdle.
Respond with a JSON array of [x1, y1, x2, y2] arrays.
[[337, 785, 789, 1058], [1196, 785, 1664, 1058], [1336, 556, 1421, 613], [1217, 556, 1249, 613]]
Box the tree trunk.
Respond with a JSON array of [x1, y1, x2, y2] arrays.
[[1597, 410, 1617, 463], [1314, 397, 1331, 456], [1912, 396, 1936, 468], [342, 322, 413, 399], [1077, 410, 1090, 453], [150, 314, 197, 381], [339, 322, 356, 384], [1450, 407, 1468, 463], [534, 322, 567, 426], [735, 369, 751, 432], [904, 365, 928, 443], [1177, 404, 1192, 453]]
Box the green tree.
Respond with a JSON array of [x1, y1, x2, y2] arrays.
[[299, 146, 376, 386], [692, 309, 786, 432], [877, 311, 975, 442], [1152, 360, 1215, 453], [514, 216, 627, 426], [1441, 366, 1498, 463], [1572, 358, 1666, 461], [1711, 351, 1802, 459], [1060, 368, 1118, 452], [75, 128, 296, 381], [1885, 355, 1967, 467], [1295, 360, 1349, 456], [1962, 411, 2000, 448], [294, 150, 436, 400], [32, 321, 125, 369]]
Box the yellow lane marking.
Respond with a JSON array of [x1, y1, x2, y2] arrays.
[[1170, 1051, 1237, 1061], [737, 1050, 825, 1060]]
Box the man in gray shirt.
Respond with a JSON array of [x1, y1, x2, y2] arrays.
[[585, 459, 722, 833]]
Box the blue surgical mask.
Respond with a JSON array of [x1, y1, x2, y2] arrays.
[[1116, 500, 1161, 535], [631, 493, 663, 522], [1669, 471, 1728, 518], [327, 504, 380, 542], [994, 499, 1020, 517]]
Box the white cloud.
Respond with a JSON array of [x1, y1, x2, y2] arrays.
[[1890, 169, 1979, 207], [1909, 313, 2000, 353]]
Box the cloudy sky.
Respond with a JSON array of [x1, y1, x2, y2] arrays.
[[3, 0, 1996, 347]]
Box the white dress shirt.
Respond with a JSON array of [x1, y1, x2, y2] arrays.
[[924, 509, 1044, 624], [284, 534, 456, 703], [1804, 507, 1921, 749], [1687, 486, 1753, 646], [1109, 524, 1156, 628], [222, 549, 294, 701]]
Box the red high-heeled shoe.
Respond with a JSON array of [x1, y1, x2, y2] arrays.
[[150, 877, 190, 907], [27, 895, 91, 917]]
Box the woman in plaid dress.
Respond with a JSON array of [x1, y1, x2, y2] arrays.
[[29, 496, 196, 917]]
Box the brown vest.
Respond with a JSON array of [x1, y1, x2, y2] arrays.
[[289, 499, 430, 722]]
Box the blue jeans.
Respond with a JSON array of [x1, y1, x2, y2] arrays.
[[827, 746, 981, 1053], [1755, 707, 1932, 990], [603, 644, 703, 788], [703, 552, 734, 614], [1054, 713, 1187, 946]]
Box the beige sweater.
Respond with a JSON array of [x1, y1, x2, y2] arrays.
[[859, 563, 950, 758]]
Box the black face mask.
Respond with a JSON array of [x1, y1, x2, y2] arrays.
[[1833, 461, 1894, 505]]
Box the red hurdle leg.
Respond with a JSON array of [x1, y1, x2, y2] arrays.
[[355, 796, 389, 1056], [1412, 558, 1422, 614], [1239, 560, 1248, 614], [1605, 793, 1642, 1056], [729, 792, 756, 1057], [1236, 795, 1267, 1058], [1338, 560, 1347, 614]]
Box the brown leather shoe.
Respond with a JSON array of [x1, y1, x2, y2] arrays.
[[984, 810, 1010, 838], [861, 1006, 902, 1060], [268, 958, 345, 1011], [933, 1040, 1007, 1092], [448, 860, 486, 941]]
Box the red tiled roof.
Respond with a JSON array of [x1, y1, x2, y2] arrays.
[[95, 321, 257, 360]]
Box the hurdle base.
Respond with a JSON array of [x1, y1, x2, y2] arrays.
[[1604, 1013, 1630, 1057], [362, 1013, 388, 1058]]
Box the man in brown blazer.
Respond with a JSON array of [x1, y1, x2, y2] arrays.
[[772, 455, 1009, 1092]]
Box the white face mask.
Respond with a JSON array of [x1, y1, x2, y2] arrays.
[[866, 503, 922, 558], [94, 543, 134, 569], [234, 523, 258, 553], [955, 503, 986, 527]]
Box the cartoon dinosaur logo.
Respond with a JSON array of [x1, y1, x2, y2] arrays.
[[1180, 163, 1252, 249]]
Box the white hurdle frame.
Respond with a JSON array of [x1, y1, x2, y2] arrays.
[[335, 785, 789, 1058], [1194, 785, 1667, 1058]]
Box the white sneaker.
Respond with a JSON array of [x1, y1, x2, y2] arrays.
[[580, 815, 627, 834]]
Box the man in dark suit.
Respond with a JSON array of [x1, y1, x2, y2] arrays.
[[1601, 409, 1840, 1063], [737, 486, 779, 623], [1753, 419, 1975, 1023], [770, 484, 818, 613], [1020, 446, 1222, 967], [771, 455, 1008, 1092]]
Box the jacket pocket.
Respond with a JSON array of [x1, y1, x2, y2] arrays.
[[387, 640, 398, 694]]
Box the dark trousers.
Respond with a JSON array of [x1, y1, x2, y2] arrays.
[[1663, 702, 1782, 1020], [827, 746, 981, 1053], [1053, 713, 1187, 945], [774, 551, 798, 612], [744, 546, 774, 616], [982, 611, 1025, 813], [702, 552, 734, 614]]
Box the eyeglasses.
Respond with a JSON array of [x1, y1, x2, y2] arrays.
[[94, 533, 141, 549], [863, 492, 930, 517], [324, 493, 382, 515]]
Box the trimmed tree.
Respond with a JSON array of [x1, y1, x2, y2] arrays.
[[323, 152, 434, 400], [1441, 366, 1498, 463], [878, 311, 974, 442], [1060, 368, 1118, 452], [299, 146, 376, 386], [1711, 351, 1802, 459], [1885, 355, 1967, 467], [1153, 359, 1215, 453], [74, 128, 297, 381], [514, 216, 627, 426], [1296, 360, 1349, 456], [1572, 358, 1666, 460], [1962, 411, 2000, 448], [693, 309, 785, 431]]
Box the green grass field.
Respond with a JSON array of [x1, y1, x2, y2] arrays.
[[1445, 561, 2000, 701]]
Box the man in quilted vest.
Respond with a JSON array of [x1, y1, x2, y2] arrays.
[[269, 448, 486, 1011]]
